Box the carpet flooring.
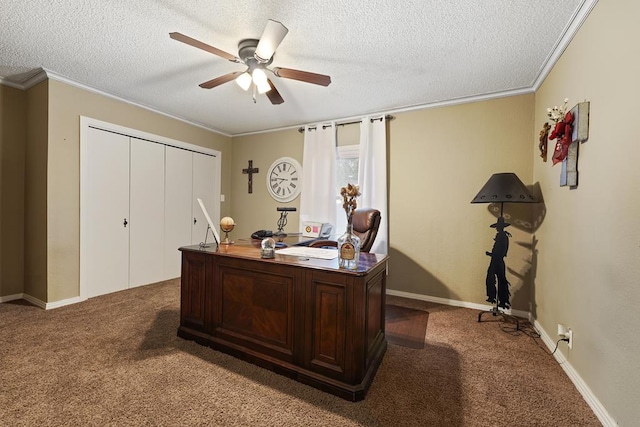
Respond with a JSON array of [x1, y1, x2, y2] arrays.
[[0, 279, 601, 426]]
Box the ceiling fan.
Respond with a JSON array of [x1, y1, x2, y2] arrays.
[[170, 20, 331, 104]]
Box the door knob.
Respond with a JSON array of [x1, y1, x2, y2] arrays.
[[123, 218, 128, 227]]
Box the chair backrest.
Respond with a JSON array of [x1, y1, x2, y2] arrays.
[[351, 208, 381, 253]]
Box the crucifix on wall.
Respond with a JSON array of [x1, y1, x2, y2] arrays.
[[242, 160, 259, 194]]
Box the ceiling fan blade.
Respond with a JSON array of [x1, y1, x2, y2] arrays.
[[199, 71, 243, 89], [170, 32, 241, 63], [254, 20, 289, 62], [272, 67, 331, 87], [265, 79, 284, 105]]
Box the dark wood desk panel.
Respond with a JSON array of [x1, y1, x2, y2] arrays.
[[178, 242, 388, 401], [214, 255, 300, 363]]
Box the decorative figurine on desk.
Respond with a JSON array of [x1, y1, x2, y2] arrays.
[[337, 183, 361, 270], [485, 216, 512, 309], [274, 207, 296, 238], [260, 237, 276, 258], [220, 216, 235, 245]]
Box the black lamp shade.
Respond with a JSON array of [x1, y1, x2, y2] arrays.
[[471, 173, 536, 204]]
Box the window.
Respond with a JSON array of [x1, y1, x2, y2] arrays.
[[335, 144, 359, 233], [337, 144, 359, 188]]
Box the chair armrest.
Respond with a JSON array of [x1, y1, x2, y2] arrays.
[[308, 239, 338, 249]]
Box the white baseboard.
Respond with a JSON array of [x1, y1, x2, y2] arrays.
[[385, 288, 617, 426], [0, 293, 24, 303], [1, 293, 85, 310], [21, 293, 47, 309], [386, 288, 529, 320], [534, 320, 618, 427], [44, 296, 85, 309]]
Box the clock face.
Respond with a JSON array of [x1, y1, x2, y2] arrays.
[[266, 157, 302, 202]]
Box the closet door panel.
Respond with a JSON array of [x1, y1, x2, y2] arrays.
[[165, 146, 193, 279], [192, 152, 217, 244], [84, 128, 130, 298], [129, 138, 165, 287]]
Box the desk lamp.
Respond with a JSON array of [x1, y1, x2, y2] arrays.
[[471, 172, 536, 329]]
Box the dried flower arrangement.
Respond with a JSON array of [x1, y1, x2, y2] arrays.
[[340, 183, 361, 224], [546, 98, 574, 165], [546, 98, 569, 123]]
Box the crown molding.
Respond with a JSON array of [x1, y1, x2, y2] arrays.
[[43, 69, 232, 137], [0, 68, 48, 90], [234, 86, 534, 137], [21, 68, 49, 89], [0, 68, 232, 138], [532, 0, 600, 90], [0, 78, 27, 90], [0, 0, 597, 138]]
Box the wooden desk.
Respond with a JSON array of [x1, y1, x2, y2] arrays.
[[178, 241, 388, 401]]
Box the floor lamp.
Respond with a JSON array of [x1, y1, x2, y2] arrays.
[[471, 173, 536, 329]]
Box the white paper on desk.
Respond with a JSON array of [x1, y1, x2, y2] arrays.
[[276, 246, 338, 260]]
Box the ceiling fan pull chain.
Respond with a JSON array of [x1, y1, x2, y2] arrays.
[[252, 85, 257, 104]]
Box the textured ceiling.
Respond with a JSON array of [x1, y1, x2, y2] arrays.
[[1, 1, 593, 136]]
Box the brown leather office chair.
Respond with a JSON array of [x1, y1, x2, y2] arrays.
[[309, 208, 381, 253]]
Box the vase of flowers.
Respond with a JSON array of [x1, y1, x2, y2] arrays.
[[337, 183, 361, 270]]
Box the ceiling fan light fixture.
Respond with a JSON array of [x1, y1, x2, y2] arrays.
[[252, 68, 271, 94], [235, 72, 252, 91], [254, 20, 289, 63], [171, 19, 331, 105]]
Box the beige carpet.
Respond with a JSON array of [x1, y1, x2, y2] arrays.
[[0, 279, 600, 426]]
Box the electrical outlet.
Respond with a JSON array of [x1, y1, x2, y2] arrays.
[[557, 323, 568, 338], [558, 323, 573, 350]]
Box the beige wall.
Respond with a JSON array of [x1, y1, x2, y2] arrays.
[[534, 0, 639, 424], [1, 1, 635, 420], [230, 128, 303, 238], [388, 96, 535, 307], [45, 80, 232, 302], [229, 95, 535, 311], [0, 85, 26, 297], [24, 81, 49, 301], [229, 123, 387, 240]]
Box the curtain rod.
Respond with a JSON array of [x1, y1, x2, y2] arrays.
[[298, 114, 394, 133]]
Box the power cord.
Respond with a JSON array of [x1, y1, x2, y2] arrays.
[[488, 316, 570, 357], [499, 317, 539, 338], [550, 337, 570, 355], [499, 319, 569, 356]]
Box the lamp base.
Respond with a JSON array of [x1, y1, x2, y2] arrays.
[[477, 305, 520, 330]]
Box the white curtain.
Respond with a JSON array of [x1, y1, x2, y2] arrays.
[[299, 123, 337, 232], [358, 116, 388, 254]]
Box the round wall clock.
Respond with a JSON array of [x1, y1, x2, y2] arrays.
[[266, 157, 302, 202]]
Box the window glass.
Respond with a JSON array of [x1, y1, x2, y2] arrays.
[[335, 145, 359, 233]]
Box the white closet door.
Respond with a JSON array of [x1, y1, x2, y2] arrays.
[[164, 146, 193, 279], [192, 152, 218, 244], [83, 128, 130, 298], [129, 138, 165, 287]]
